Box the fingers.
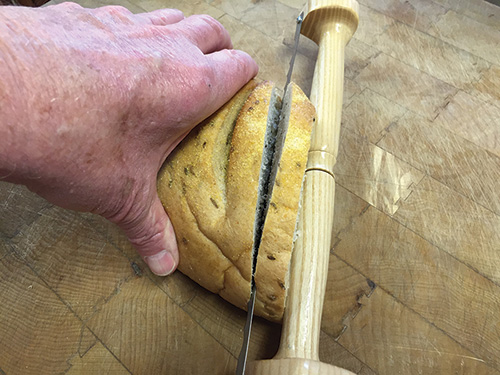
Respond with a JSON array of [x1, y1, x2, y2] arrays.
[[173, 14, 233, 54], [90, 6, 184, 27], [135, 8, 185, 26], [120, 196, 179, 276], [203, 49, 259, 109]]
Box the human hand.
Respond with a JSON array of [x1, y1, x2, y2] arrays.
[[0, 3, 258, 275]]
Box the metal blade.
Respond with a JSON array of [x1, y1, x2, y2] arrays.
[[235, 284, 256, 375], [284, 11, 304, 97], [235, 12, 304, 375]]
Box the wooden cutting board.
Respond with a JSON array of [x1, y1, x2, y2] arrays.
[[1, 0, 499, 374]]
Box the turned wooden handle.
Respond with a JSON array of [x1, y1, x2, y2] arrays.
[[247, 358, 357, 375], [247, 1, 359, 374]]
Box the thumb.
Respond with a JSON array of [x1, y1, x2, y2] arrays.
[[120, 195, 179, 276]]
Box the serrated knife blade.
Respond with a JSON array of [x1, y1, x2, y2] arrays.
[[235, 11, 304, 375]]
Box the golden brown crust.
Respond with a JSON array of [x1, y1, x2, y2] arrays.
[[157, 80, 315, 322]]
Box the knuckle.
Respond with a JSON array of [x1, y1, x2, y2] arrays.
[[58, 2, 83, 10], [108, 5, 132, 15], [161, 8, 185, 20], [92, 5, 132, 19], [128, 227, 163, 249], [199, 14, 226, 37], [186, 14, 225, 39], [126, 216, 167, 250], [104, 194, 168, 252]]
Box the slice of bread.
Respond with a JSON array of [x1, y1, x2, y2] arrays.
[[157, 80, 315, 322]]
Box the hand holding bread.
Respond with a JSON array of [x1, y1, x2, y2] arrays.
[[0, 4, 258, 277], [158, 80, 315, 321]]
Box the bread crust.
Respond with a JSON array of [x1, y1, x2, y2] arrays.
[[157, 80, 315, 322]]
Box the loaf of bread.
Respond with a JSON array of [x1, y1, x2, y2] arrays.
[[157, 80, 315, 322]]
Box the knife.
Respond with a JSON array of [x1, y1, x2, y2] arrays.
[[235, 12, 304, 375]]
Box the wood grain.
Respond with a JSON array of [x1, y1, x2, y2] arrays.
[[334, 127, 425, 216], [355, 53, 458, 120], [318, 331, 366, 373], [335, 206, 500, 370], [378, 112, 500, 215], [472, 64, 500, 105], [353, 4, 395, 46], [341, 87, 406, 143], [86, 275, 237, 374], [9, 207, 139, 321], [427, 10, 500, 65], [2, 0, 500, 374], [0, 252, 84, 375], [0, 184, 51, 238], [371, 21, 490, 90], [356, 0, 447, 32], [431, 0, 500, 30], [321, 255, 375, 339], [433, 90, 500, 157], [394, 176, 500, 285], [66, 341, 130, 375], [337, 287, 499, 374]]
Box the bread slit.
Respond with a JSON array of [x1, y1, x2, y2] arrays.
[[251, 83, 293, 286]]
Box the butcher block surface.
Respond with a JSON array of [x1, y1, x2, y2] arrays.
[[1, 0, 500, 374]]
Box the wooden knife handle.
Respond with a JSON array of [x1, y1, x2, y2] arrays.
[[247, 1, 359, 374]]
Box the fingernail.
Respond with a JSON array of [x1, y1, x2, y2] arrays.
[[144, 250, 176, 276]]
